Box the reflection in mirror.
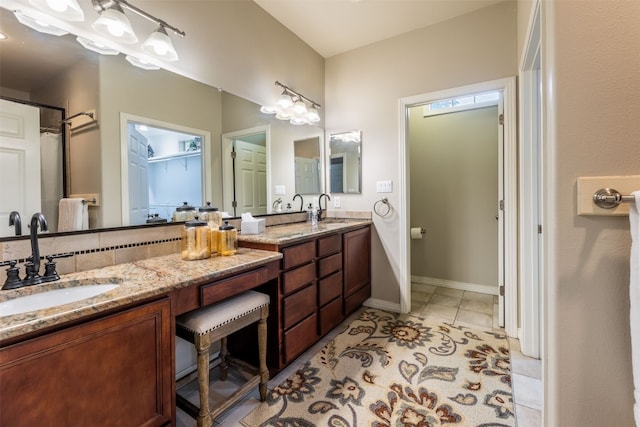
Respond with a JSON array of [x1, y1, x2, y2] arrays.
[[0, 6, 325, 240], [329, 131, 362, 194], [294, 136, 322, 195], [123, 117, 210, 225]]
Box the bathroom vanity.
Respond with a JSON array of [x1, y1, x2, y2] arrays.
[[0, 219, 371, 426]]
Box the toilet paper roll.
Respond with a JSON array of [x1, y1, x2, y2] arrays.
[[410, 227, 424, 239]]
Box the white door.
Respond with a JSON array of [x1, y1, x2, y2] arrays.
[[0, 99, 41, 236], [127, 125, 149, 225], [235, 140, 267, 215], [295, 156, 320, 194]]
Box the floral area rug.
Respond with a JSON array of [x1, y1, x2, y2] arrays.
[[242, 308, 514, 427]]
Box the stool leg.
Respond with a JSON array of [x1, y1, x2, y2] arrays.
[[220, 336, 229, 381], [258, 306, 269, 401], [195, 335, 212, 427]]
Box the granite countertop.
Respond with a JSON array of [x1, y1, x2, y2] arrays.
[[0, 248, 282, 342], [238, 218, 372, 245]]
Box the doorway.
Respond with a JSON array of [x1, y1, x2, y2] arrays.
[[399, 77, 518, 337], [120, 113, 211, 225]]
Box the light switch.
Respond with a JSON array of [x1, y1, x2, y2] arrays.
[[376, 180, 393, 193], [275, 185, 285, 195]]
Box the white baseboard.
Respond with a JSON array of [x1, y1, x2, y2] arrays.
[[363, 297, 402, 313], [411, 275, 498, 296]]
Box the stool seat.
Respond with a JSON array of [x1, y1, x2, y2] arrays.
[[176, 290, 270, 427], [177, 291, 270, 335]]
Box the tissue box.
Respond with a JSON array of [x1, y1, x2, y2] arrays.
[[240, 218, 265, 235]]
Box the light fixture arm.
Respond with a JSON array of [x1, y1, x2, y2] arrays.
[[92, 0, 185, 37], [275, 81, 321, 108]]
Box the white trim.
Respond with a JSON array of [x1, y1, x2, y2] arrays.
[[411, 276, 499, 296], [399, 77, 518, 337], [363, 297, 401, 313], [119, 112, 212, 226], [518, 0, 542, 359]]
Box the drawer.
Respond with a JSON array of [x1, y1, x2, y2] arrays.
[[344, 283, 371, 315], [284, 313, 318, 363], [282, 262, 316, 295], [318, 253, 342, 278], [282, 241, 316, 270], [319, 271, 342, 306], [317, 234, 341, 257], [283, 283, 317, 329], [319, 297, 343, 336], [200, 267, 268, 306]]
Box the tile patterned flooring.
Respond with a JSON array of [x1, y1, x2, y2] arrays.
[[176, 285, 542, 426]]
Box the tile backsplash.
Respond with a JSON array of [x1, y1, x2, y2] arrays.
[[0, 210, 371, 277]]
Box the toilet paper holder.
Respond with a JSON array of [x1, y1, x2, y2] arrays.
[[410, 227, 426, 239]]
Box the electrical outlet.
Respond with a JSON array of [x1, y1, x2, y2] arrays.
[[334, 196, 341, 208]]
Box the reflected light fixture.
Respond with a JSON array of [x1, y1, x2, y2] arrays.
[[141, 25, 178, 61], [28, 0, 85, 21], [76, 36, 119, 55], [261, 81, 321, 126], [13, 10, 68, 36], [91, 1, 137, 44], [125, 54, 160, 70]]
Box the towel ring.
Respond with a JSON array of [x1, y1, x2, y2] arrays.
[[373, 197, 391, 217]]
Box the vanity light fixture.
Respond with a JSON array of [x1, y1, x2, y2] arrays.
[[28, 0, 85, 21], [91, 2, 138, 44], [141, 25, 178, 61], [13, 9, 68, 36], [91, 0, 184, 56], [261, 81, 321, 125]]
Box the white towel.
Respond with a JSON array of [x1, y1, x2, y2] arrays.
[[58, 198, 88, 232], [630, 191, 640, 427]]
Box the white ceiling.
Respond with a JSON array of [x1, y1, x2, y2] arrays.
[[253, 0, 506, 58]]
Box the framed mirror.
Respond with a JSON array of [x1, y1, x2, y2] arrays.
[[329, 131, 361, 194], [0, 6, 324, 239], [294, 136, 323, 195]]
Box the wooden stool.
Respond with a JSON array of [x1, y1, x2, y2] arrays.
[[175, 291, 269, 427]]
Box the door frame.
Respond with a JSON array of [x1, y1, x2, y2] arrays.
[[518, 0, 542, 358], [398, 77, 518, 338]]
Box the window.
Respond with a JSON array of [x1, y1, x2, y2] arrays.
[[423, 91, 500, 117]]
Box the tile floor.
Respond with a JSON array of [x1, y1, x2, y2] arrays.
[[176, 285, 542, 426]]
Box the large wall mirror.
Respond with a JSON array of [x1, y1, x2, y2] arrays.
[[329, 131, 362, 194], [0, 6, 324, 239]]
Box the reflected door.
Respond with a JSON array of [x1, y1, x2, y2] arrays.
[[234, 140, 267, 215], [127, 127, 149, 225], [0, 99, 41, 236]]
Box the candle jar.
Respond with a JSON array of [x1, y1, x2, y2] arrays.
[[218, 221, 237, 256], [181, 219, 211, 260], [199, 202, 222, 255], [173, 201, 196, 222]]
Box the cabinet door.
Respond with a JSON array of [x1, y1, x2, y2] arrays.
[[0, 298, 173, 427], [343, 227, 371, 298]]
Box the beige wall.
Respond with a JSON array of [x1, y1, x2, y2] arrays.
[[409, 106, 499, 287], [325, 1, 517, 304], [540, 0, 640, 425]]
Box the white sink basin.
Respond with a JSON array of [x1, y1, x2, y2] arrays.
[[0, 284, 119, 317]]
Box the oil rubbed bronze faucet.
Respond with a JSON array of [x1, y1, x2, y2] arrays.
[[317, 193, 331, 222], [9, 211, 21, 236], [293, 194, 304, 212], [22, 213, 49, 287]]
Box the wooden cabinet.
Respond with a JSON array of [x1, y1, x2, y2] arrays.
[[343, 226, 372, 315], [0, 298, 173, 427], [239, 224, 371, 372]]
